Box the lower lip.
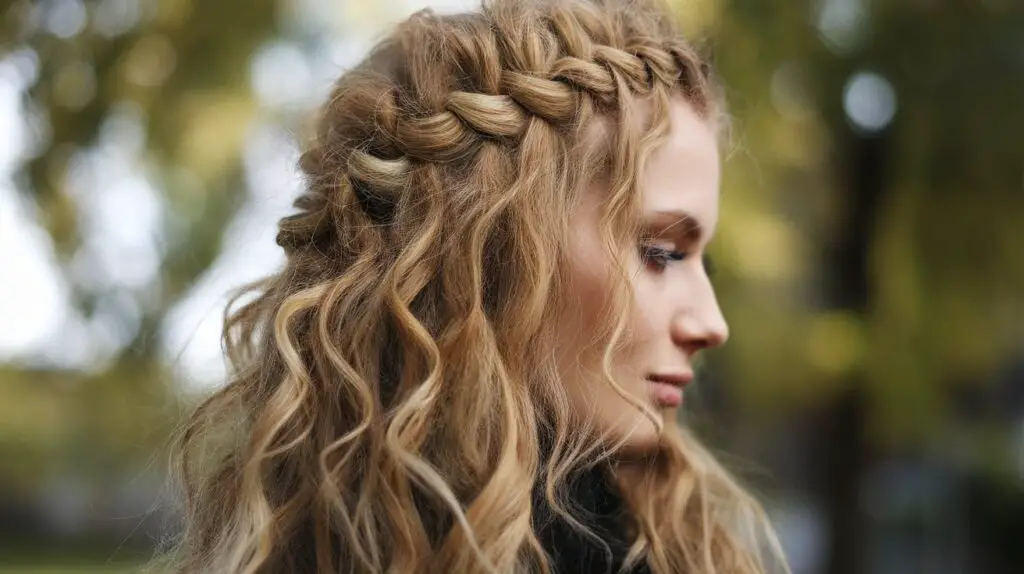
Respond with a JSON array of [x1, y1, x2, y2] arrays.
[[648, 380, 683, 407]]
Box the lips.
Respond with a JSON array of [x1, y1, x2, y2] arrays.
[[646, 372, 694, 388], [646, 372, 693, 407]]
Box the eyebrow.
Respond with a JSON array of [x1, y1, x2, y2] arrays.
[[642, 209, 705, 243]]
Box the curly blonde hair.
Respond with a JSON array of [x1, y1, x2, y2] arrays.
[[155, 0, 787, 572]]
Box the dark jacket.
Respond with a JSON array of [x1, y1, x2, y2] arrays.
[[533, 466, 652, 574]]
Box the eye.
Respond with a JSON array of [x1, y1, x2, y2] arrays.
[[640, 244, 689, 271]]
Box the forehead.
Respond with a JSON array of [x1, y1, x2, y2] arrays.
[[639, 98, 721, 238]]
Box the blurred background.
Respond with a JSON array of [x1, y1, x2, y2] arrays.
[[1, 0, 1022, 572]]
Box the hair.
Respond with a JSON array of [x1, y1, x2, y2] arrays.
[[154, 0, 787, 573]]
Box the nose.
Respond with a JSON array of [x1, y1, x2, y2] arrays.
[[670, 281, 729, 353]]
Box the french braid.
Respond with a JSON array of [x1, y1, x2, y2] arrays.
[[276, 1, 714, 255]]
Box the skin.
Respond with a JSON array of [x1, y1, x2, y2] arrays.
[[555, 96, 729, 452]]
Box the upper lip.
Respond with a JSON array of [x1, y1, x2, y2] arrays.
[[646, 372, 694, 388]]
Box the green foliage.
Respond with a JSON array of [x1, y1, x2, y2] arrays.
[[694, 0, 1024, 449], [1, 0, 1022, 515], [1, 0, 279, 479]]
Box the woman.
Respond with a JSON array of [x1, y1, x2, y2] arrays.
[[158, 0, 788, 572]]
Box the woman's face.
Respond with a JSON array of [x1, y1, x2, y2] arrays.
[[555, 97, 728, 452]]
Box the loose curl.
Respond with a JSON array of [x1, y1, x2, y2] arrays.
[[154, 0, 787, 572]]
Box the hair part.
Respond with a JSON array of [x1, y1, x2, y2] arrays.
[[153, 1, 787, 573]]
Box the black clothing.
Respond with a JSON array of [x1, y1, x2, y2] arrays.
[[532, 465, 652, 574]]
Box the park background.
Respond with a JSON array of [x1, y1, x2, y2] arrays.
[[1, 0, 1022, 572]]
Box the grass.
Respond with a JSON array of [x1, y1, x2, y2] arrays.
[[0, 551, 144, 574], [0, 567, 140, 574], [0, 539, 150, 573]]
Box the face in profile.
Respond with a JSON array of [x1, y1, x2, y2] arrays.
[[555, 96, 729, 453]]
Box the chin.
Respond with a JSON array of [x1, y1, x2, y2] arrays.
[[605, 409, 672, 455]]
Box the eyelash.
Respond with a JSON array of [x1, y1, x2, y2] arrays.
[[640, 244, 716, 275], [641, 245, 688, 269]]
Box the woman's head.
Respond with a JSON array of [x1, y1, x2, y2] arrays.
[[162, 1, 784, 573]]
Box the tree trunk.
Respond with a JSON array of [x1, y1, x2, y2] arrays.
[[815, 128, 889, 574]]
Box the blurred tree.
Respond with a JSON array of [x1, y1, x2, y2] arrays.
[[695, 1, 1024, 572], [0, 0, 279, 483]]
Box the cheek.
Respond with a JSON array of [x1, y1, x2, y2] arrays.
[[561, 227, 616, 348], [629, 277, 661, 341], [563, 274, 659, 381], [563, 266, 612, 350], [565, 253, 663, 354]]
